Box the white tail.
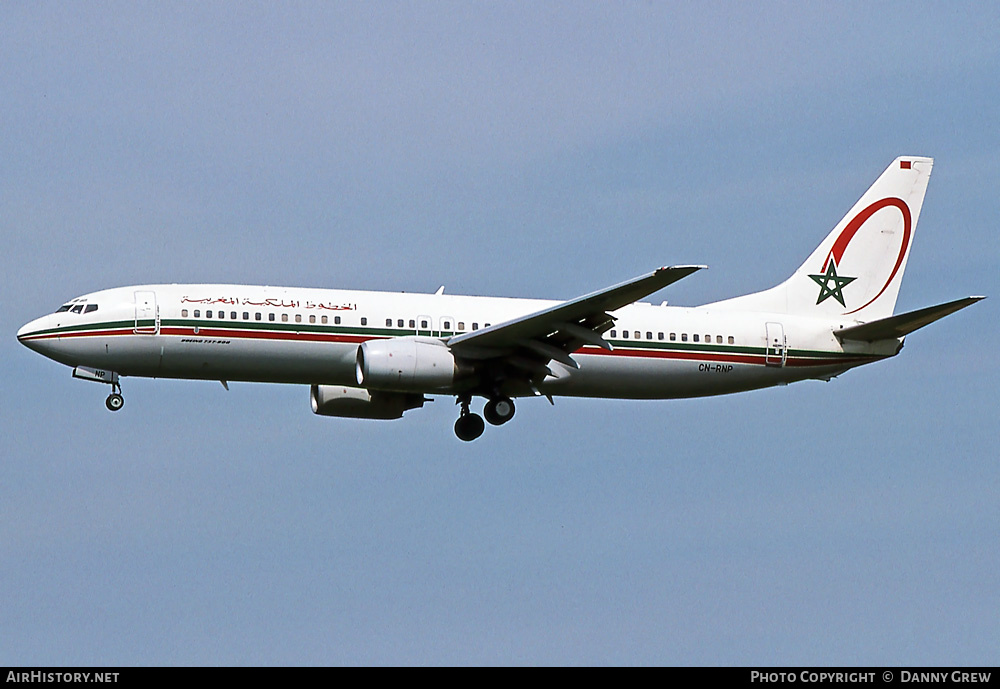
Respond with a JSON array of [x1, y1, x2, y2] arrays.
[[706, 157, 933, 320]]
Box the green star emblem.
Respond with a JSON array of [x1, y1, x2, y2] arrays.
[[808, 259, 856, 307]]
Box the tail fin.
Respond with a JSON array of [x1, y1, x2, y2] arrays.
[[706, 157, 933, 320]]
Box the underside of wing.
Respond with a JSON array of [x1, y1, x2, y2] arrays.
[[448, 265, 705, 389]]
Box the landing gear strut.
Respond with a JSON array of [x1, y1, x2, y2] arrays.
[[105, 383, 124, 412], [454, 395, 485, 442], [72, 367, 125, 412], [484, 397, 515, 426]]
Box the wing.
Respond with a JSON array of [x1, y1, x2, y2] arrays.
[[448, 265, 705, 382]]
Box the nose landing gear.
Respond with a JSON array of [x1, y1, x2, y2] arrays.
[[72, 367, 125, 412], [105, 383, 124, 412]]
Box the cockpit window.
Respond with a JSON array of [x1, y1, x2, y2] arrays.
[[56, 298, 97, 314]]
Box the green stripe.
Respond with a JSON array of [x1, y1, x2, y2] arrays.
[[30, 318, 879, 362], [165, 318, 404, 338], [603, 337, 865, 361], [28, 319, 136, 336]]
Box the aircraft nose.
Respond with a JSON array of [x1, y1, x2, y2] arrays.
[[17, 316, 49, 352]]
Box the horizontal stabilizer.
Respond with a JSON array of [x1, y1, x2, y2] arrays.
[[835, 296, 984, 342]]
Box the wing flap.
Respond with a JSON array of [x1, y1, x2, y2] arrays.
[[835, 296, 984, 342]]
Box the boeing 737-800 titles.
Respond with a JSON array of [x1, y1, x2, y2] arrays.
[[17, 157, 983, 440]]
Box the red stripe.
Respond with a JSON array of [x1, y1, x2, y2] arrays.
[[24, 327, 875, 368], [576, 345, 875, 367], [22, 328, 134, 341], [24, 326, 383, 345], [588, 346, 764, 365], [160, 326, 381, 344]]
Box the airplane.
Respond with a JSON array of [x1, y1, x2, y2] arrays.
[[16, 156, 983, 441]]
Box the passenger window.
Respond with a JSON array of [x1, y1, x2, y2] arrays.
[[409, 319, 415, 328], [193, 309, 200, 318], [361, 317, 368, 326], [693, 334, 699, 342], [681, 333, 688, 342], [335, 316, 341, 325], [443, 320, 451, 330], [716, 335, 723, 344], [622, 331, 629, 339], [84, 304, 98, 314], [705, 334, 710, 343], [472, 323, 478, 330], [646, 331, 652, 340], [206, 310, 213, 318], [670, 333, 676, 341], [269, 313, 275, 322], [321, 315, 328, 324], [256, 313, 262, 321], [281, 313, 288, 322], [634, 331, 640, 339], [421, 319, 428, 328], [484, 323, 491, 328], [610, 330, 617, 338], [458, 322, 464, 330], [657, 332, 664, 340], [398, 319, 404, 328], [182, 309, 188, 317], [386, 318, 392, 327], [243, 312, 249, 320], [295, 314, 302, 323], [309, 315, 315, 324], [728, 336, 735, 344], [231, 311, 237, 319], [218, 311, 224, 319]]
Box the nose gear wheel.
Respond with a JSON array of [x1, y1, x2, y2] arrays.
[[105, 382, 124, 412]]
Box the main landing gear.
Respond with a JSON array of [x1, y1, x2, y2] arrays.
[[484, 397, 515, 426], [454, 396, 484, 442], [454, 395, 516, 441]]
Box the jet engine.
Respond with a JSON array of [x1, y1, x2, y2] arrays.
[[356, 336, 458, 392], [310, 385, 426, 420]]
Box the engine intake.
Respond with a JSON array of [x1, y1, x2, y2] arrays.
[[356, 336, 457, 392], [310, 385, 425, 420]]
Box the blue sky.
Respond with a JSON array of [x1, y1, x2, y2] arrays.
[[2, 2, 998, 665]]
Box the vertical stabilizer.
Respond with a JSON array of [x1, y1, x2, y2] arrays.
[[705, 157, 933, 320]]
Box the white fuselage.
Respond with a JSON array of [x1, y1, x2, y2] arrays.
[[16, 284, 897, 400]]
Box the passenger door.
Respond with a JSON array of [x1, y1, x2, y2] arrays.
[[765, 322, 786, 367], [134, 291, 158, 334]]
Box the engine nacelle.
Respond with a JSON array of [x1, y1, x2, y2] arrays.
[[356, 336, 458, 392], [310, 385, 425, 420]]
